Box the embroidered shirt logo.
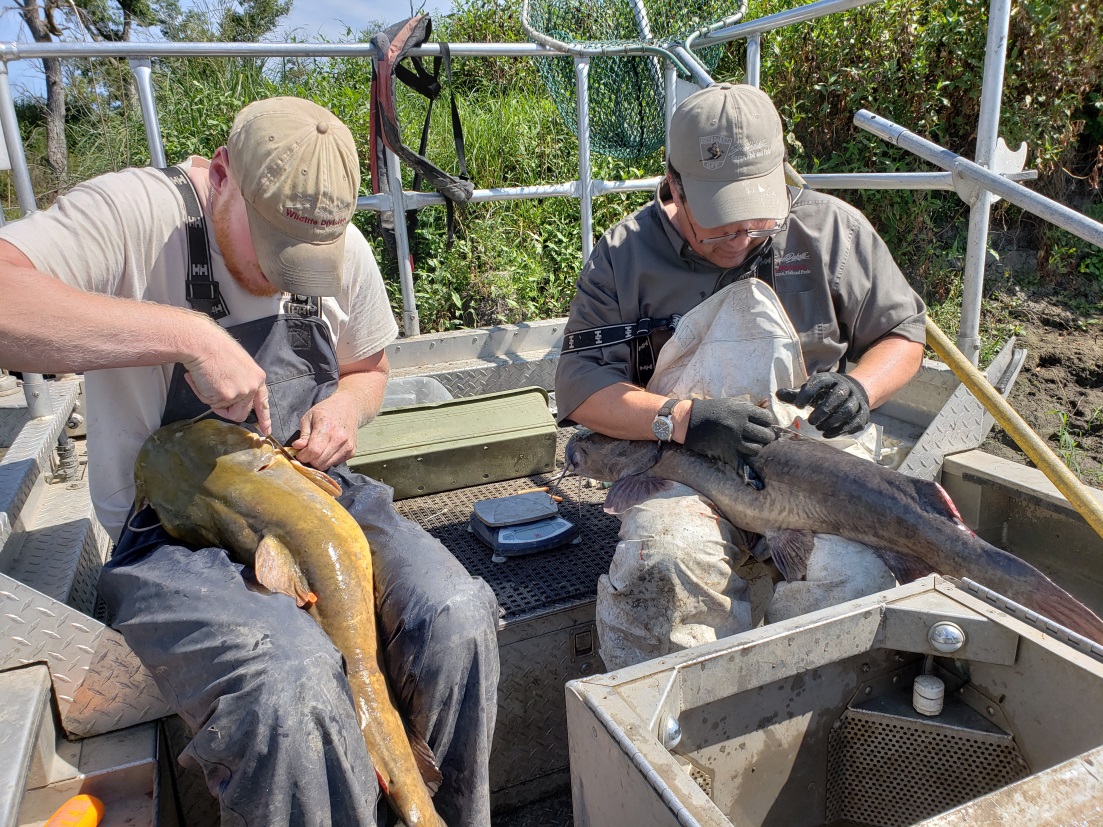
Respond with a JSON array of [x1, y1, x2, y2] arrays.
[[776, 251, 810, 265], [700, 135, 733, 170]]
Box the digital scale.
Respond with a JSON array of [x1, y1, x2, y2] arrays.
[[468, 490, 579, 559]]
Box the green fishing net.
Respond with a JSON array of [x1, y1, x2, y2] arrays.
[[523, 0, 745, 159]]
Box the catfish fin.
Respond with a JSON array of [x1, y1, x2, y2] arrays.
[[604, 474, 674, 515], [255, 535, 317, 608], [911, 478, 966, 525], [868, 547, 935, 584], [289, 457, 343, 498], [730, 525, 762, 556], [765, 529, 815, 582], [405, 721, 443, 794]]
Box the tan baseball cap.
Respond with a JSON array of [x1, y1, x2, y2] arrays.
[[227, 97, 360, 296], [668, 83, 789, 228]]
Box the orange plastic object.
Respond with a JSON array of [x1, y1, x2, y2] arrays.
[[44, 794, 105, 827]]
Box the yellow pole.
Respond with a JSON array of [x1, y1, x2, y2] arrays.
[[925, 317, 1103, 541]]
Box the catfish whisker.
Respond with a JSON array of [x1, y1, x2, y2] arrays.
[[125, 509, 161, 533], [105, 481, 137, 501], [188, 409, 217, 425]]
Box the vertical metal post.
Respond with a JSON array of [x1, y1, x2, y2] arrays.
[[21, 373, 52, 419], [575, 57, 594, 262], [745, 33, 762, 87], [129, 58, 166, 168], [385, 146, 419, 337], [0, 62, 38, 215], [957, 0, 1011, 365]]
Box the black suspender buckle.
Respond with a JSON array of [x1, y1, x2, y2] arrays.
[[185, 279, 228, 320]]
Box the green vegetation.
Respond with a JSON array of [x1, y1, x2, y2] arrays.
[[1050, 407, 1103, 482], [4, 0, 1101, 335]]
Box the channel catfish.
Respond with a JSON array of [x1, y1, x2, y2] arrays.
[[133, 419, 445, 827], [565, 429, 1103, 644]]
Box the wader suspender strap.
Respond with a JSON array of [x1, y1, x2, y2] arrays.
[[158, 165, 228, 320], [561, 241, 778, 386], [157, 166, 320, 321], [560, 316, 682, 356], [398, 42, 470, 247]]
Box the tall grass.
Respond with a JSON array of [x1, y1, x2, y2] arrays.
[[5, 0, 1101, 334]]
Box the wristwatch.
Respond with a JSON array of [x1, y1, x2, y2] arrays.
[[651, 398, 679, 442]]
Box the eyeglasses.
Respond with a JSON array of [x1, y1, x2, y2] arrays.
[[671, 180, 791, 248], [695, 219, 788, 246]]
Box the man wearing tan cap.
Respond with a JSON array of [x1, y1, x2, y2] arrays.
[[556, 83, 927, 668], [0, 96, 497, 825]]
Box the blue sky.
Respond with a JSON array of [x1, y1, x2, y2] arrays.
[[0, 0, 453, 98]]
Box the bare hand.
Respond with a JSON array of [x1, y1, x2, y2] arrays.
[[290, 391, 361, 470], [182, 328, 271, 435]]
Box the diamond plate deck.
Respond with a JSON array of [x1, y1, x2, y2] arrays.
[[0, 379, 79, 553], [491, 605, 603, 806], [494, 790, 572, 827], [0, 571, 102, 707], [391, 353, 558, 401], [6, 454, 110, 613], [0, 571, 171, 739], [64, 628, 172, 739], [898, 338, 1026, 480]]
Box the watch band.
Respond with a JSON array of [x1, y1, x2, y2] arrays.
[[652, 398, 679, 442]]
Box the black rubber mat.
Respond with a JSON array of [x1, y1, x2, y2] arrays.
[[394, 429, 620, 622]]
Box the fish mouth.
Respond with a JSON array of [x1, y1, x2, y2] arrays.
[[564, 440, 579, 471], [564, 427, 594, 472]]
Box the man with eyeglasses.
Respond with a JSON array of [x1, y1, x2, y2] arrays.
[[555, 83, 926, 669]]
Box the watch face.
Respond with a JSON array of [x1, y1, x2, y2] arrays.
[[653, 415, 674, 442]]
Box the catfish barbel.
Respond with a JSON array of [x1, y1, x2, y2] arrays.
[[133, 418, 445, 827], [565, 429, 1103, 644]]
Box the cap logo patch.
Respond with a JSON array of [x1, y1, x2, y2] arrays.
[[699, 135, 733, 170]]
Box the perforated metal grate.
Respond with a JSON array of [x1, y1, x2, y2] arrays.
[[826, 708, 1030, 826], [676, 753, 715, 800], [394, 429, 620, 621]]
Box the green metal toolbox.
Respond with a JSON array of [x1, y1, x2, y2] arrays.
[[347, 387, 558, 500]]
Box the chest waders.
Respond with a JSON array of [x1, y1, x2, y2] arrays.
[[99, 167, 500, 826]]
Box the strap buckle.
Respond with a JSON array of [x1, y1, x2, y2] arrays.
[[285, 294, 319, 318], [185, 280, 227, 320]]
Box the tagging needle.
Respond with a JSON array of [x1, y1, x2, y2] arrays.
[[547, 464, 571, 500]]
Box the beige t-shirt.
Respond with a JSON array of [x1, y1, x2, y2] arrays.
[[0, 159, 398, 540]]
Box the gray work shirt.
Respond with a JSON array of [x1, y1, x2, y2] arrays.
[[555, 183, 927, 424]]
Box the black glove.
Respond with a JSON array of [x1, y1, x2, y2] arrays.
[[776, 373, 870, 438], [684, 398, 779, 465]]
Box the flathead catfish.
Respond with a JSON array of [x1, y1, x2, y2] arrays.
[[566, 430, 1103, 644], [133, 419, 445, 827]]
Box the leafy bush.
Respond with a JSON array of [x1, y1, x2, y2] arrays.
[[5, 0, 1100, 332]]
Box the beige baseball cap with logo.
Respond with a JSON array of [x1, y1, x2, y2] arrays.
[[668, 83, 789, 228], [227, 97, 360, 296]]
